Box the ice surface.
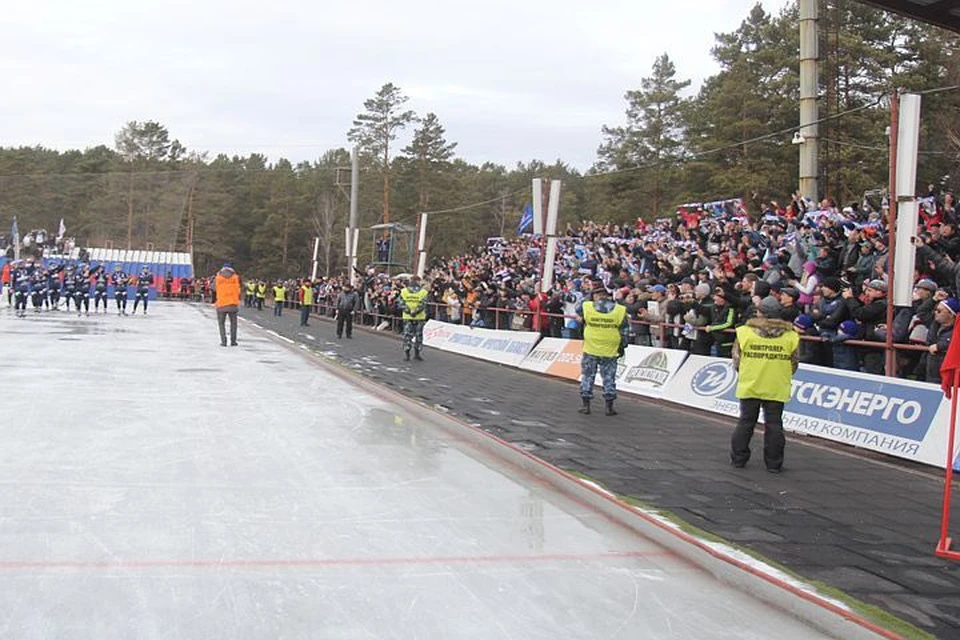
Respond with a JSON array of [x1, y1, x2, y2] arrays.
[[0, 304, 836, 639]]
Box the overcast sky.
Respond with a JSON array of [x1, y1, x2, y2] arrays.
[[2, 0, 793, 171]]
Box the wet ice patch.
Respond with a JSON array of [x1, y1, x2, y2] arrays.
[[511, 419, 549, 428]]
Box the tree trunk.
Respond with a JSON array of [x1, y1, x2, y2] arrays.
[[127, 167, 135, 250], [281, 216, 289, 267]]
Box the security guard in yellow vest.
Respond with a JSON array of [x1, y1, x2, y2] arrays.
[[299, 279, 314, 327], [255, 282, 267, 310], [244, 281, 256, 308], [577, 278, 629, 416], [731, 296, 800, 473], [272, 282, 286, 317], [399, 275, 429, 361]]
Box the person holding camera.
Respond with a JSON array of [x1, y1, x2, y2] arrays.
[[576, 279, 629, 417]]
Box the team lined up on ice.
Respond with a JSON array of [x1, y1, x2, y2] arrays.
[[3, 260, 155, 317]]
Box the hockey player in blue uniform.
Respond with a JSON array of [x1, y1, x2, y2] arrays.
[[29, 268, 46, 313], [73, 264, 91, 316], [113, 266, 129, 315], [46, 263, 64, 310], [62, 266, 76, 311], [12, 262, 30, 317], [132, 266, 154, 315], [92, 265, 110, 313]]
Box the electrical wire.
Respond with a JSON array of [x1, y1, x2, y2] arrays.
[[585, 95, 887, 180], [819, 137, 956, 155]]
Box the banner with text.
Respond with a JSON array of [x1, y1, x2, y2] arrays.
[[422, 320, 541, 367], [663, 355, 958, 468], [519, 340, 687, 399]]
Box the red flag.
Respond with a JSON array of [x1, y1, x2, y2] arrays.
[[940, 330, 960, 398]]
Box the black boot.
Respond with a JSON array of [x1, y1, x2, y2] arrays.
[[404, 350, 411, 361], [605, 399, 617, 416], [413, 350, 423, 361], [578, 398, 591, 415]]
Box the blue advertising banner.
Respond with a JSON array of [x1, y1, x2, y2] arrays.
[[669, 355, 954, 468]]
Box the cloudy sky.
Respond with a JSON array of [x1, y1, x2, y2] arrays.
[[2, 0, 793, 171]]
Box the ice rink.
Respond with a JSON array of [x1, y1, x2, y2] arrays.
[[0, 303, 856, 639]]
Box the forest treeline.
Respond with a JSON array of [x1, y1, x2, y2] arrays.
[[0, 1, 957, 277]]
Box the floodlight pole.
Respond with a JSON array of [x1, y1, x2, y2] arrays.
[[798, 0, 819, 202], [348, 147, 360, 285], [885, 92, 899, 377]]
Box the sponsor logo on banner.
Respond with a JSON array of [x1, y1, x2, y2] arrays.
[[690, 361, 738, 397], [684, 359, 939, 442], [622, 350, 672, 387]]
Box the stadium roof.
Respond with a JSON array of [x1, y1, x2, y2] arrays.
[[857, 0, 960, 33]]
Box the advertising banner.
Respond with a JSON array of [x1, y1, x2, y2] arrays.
[[422, 320, 540, 367], [664, 355, 957, 468], [519, 340, 687, 399], [519, 338, 583, 379]]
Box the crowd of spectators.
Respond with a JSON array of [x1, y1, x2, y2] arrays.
[[220, 185, 960, 384]]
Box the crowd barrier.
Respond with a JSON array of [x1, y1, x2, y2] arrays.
[[422, 320, 541, 367]]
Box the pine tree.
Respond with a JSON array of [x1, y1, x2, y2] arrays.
[[597, 53, 690, 218], [347, 83, 417, 225], [402, 113, 457, 212]]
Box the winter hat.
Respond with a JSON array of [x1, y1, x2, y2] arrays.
[[914, 279, 938, 293], [780, 286, 800, 300], [793, 314, 814, 331], [821, 277, 843, 293], [694, 283, 711, 297], [754, 281, 771, 299], [803, 261, 817, 275], [839, 320, 861, 337], [939, 298, 960, 316], [866, 279, 888, 293], [758, 296, 783, 319]]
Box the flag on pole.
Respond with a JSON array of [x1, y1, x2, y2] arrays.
[[11, 215, 20, 262], [941, 317, 960, 399], [517, 203, 534, 234], [57, 218, 66, 241]]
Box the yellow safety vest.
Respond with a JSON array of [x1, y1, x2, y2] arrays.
[[582, 301, 626, 358], [400, 287, 428, 320], [245, 282, 256, 295], [256, 284, 266, 298], [300, 285, 314, 306], [273, 286, 286, 302], [735, 325, 799, 403]]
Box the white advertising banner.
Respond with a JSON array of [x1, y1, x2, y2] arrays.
[[422, 320, 541, 367], [663, 355, 959, 469], [615, 345, 689, 398], [519, 340, 688, 399]]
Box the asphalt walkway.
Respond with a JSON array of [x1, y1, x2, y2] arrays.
[[247, 305, 960, 639]]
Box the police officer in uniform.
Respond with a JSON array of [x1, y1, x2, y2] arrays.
[[399, 275, 428, 361], [576, 278, 629, 416], [730, 296, 800, 473]]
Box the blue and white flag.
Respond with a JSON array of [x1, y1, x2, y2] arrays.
[[517, 203, 533, 234]]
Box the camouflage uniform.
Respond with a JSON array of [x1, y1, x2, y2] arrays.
[[580, 353, 619, 401]]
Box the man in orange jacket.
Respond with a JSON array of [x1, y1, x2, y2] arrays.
[[214, 263, 241, 347]]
